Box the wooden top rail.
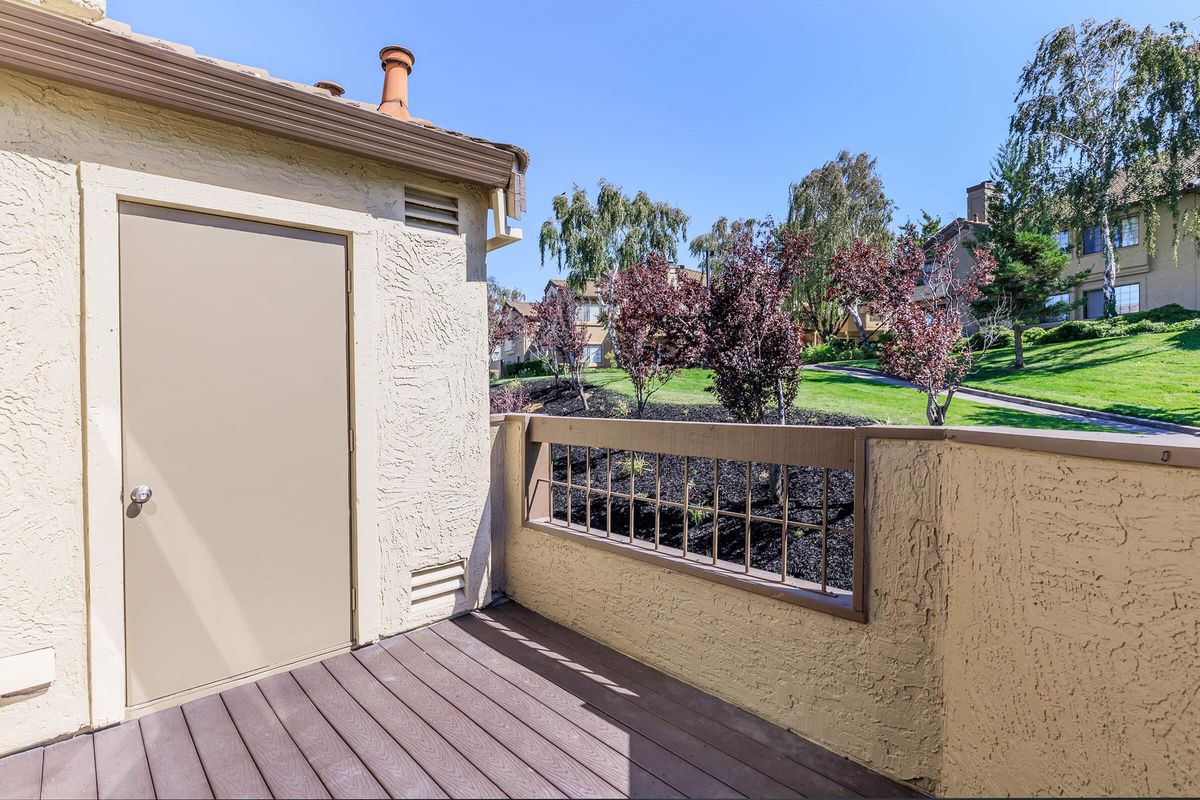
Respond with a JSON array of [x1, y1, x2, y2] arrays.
[[525, 415, 856, 470]]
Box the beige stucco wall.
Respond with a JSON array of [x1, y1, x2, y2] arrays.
[[504, 432, 1200, 795], [507, 438, 949, 789], [0, 67, 494, 752], [938, 441, 1200, 796]]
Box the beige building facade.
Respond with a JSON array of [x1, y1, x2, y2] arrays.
[[940, 181, 1200, 322], [0, 0, 524, 754]]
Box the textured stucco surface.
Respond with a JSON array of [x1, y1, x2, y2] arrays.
[[938, 441, 1200, 796], [0, 67, 493, 752], [505, 435, 1200, 795], [507, 438, 948, 789]]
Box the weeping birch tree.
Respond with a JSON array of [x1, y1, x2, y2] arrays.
[[688, 216, 757, 285], [1012, 18, 1200, 318], [539, 180, 689, 361], [785, 151, 894, 343]]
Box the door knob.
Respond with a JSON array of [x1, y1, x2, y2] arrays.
[[130, 484, 153, 504]]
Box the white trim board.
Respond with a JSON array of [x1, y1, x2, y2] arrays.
[[79, 163, 383, 727]]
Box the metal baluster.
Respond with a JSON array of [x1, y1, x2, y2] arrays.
[[712, 459, 720, 565], [566, 445, 572, 528], [821, 467, 829, 593], [629, 452, 636, 544], [585, 447, 591, 533], [744, 461, 752, 574], [682, 455, 690, 557], [780, 465, 789, 583], [654, 453, 661, 550], [605, 447, 612, 538]]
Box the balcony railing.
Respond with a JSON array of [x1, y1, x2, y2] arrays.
[[522, 415, 866, 621]]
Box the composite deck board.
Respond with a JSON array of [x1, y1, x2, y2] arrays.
[[93, 720, 155, 800], [492, 604, 854, 798], [220, 682, 330, 799], [257, 671, 389, 800], [460, 609, 799, 799], [180, 694, 271, 800], [408, 626, 684, 800], [322, 651, 505, 799], [41, 734, 97, 800], [382, 635, 620, 799], [353, 644, 565, 800], [138, 706, 213, 799], [0, 603, 916, 799], [0, 746, 43, 800], [499, 603, 915, 798], [290, 662, 447, 799], [435, 618, 743, 799]]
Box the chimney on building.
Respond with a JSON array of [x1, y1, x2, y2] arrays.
[[966, 181, 994, 224], [378, 46, 415, 121]]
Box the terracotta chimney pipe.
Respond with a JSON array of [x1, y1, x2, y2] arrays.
[[378, 45, 415, 121]]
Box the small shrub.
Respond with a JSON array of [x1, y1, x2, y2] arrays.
[[504, 359, 553, 378], [802, 338, 879, 364], [1040, 320, 1112, 344], [1021, 326, 1047, 344], [968, 325, 1014, 351], [1124, 319, 1166, 335], [610, 398, 630, 417], [619, 453, 646, 479], [687, 507, 707, 527], [489, 383, 531, 414], [1122, 303, 1200, 324]]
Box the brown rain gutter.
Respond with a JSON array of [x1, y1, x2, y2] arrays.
[[0, 0, 518, 189]]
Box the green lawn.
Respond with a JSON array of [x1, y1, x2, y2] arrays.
[[501, 368, 1112, 431], [834, 327, 1200, 426]]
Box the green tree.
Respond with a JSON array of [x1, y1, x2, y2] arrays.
[[688, 216, 757, 285], [786, 151, 894, 343], [539, 180, 689, 360], [971, 143, 1088, 368], [1012, 18, 1199, 318]]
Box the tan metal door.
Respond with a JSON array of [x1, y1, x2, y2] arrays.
[[119, 203, 352, 708]]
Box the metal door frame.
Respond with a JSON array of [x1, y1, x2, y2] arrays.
[[80, 164, 384, 727]]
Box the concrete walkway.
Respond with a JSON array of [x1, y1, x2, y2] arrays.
[[808, 364, 1200, 438]]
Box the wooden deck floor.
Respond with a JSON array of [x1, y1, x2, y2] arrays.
[[0, 603, 917, 799]]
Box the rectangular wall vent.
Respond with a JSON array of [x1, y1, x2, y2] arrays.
[[410, 559, 466, 613], [404, 187, 460, 235]]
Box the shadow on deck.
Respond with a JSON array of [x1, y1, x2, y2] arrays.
[[0, 603, 917, 799]]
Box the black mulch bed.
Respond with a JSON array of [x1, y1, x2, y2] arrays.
[[500, 378, 871, 591]]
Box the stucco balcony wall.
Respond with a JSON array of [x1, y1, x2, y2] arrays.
[[494, 416, 1200, 796]]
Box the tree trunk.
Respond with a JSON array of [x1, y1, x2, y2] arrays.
[[847, 304, 867, 345], [1100, 211, 1118, 319], [573, 363, 589, 411], [925, 388, 955, 426], [1013, 324, 1025, 369]]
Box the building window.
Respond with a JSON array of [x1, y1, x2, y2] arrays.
[[1053, 231, 1069, 251], [1115, 283, 1140, 314], [583, 344, 602, 365], [1082, 217, 1139, 255], [577, 303, 602, 324], [1116, 217, 1139, 248], [1084, 284, 1139, 318], [1042, 292, 1071, 323]]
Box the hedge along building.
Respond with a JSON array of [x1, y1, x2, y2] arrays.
[[0, 0, 526, 753]]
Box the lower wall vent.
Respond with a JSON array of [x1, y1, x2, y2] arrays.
[[410, 560, 466, 614]]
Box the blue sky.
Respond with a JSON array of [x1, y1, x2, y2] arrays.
[[111, 0, 1198, 300]]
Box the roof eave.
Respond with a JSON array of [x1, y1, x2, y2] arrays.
[[0, 0, 522, 193]]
